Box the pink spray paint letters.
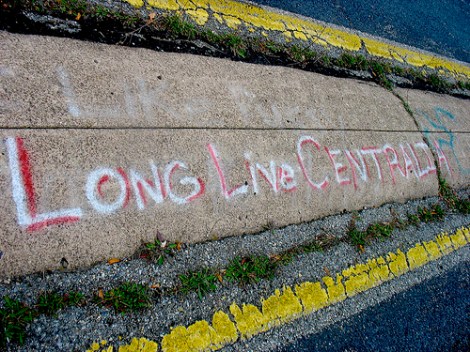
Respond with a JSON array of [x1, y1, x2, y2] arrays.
[[4, 135, 451, 232]]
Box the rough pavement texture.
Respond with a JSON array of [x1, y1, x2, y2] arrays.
[[250, 0, 470, 64], [0, 193, 468, 351], [283, 262, 469, 352]]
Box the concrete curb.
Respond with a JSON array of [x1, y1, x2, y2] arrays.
[[1, 31, 469, 277], [120, 0, 470, 79]]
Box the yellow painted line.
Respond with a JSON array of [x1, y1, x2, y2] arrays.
[[86, 226, 470, 352], [121, 0, 470, 78]]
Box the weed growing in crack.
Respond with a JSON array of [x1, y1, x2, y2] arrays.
[[265, 40, 282, 54], [299, 241, 323, 254], [288, 45, 316, 63], [300, 234, 340, 254], [142, 238, 180, 265], [392, 65, 405, 75], [96, 283, 151, 314], [347, 226, 368, 249], [164, 14, 197, 39], [438, 173, 470, 214], [455, 198, 470, 214], [225, 255, 277, 285], [366, 222, 394, 239], [36, 292, 66, 316], [272, 250, 298, 265], [179, 269, 218, 300], [402, 100, 413, 115], [0, 296, 35, 347], [220, 33, 248, 58], [347, 212, 397, 250], [64, 291, 85, 307], [427, 73, 452, 92], [273, 234, 339, 265], [35, 290, 85, 317], [347, 212, 367, 249], [457, 80, 470, 90], [407, 213, 421, 226], [417, 204, 445, 223], [336, 53, 369, 70]]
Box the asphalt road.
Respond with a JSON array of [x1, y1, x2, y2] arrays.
[[282, 262, 470, 352], [250, 0, 470, 63]]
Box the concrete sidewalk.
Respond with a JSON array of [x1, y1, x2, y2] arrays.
[[1, 4, 470, 350], [1, 31, 469, 278]]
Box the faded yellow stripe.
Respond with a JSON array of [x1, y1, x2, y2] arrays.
[[86, 226, 469, 352], [361, 37, 470, 77], [122, 0, 470, 78]]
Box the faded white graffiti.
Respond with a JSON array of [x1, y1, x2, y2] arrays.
[[56, 66, 211, 122]]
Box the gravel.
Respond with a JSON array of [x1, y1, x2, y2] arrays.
[[1, 189, 469, 351]]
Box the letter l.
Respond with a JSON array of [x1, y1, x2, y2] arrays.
[[5, 137, 83, 232]]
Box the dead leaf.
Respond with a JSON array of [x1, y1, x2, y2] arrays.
[[107, 258, 121, 265], [323, 266, 331, 276], [216, 272, 224, 283], [149, 12, 156, 21], [150, 283, 160, 289], [176, 242, 182, 251], [75, 13, 81, 21], [139, 251, 150, 259], [98, 289, 104, 300]]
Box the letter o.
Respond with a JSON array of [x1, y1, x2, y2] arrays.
[[86, 168, 127, 214]]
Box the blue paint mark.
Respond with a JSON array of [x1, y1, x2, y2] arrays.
[[416, 107, 470, 175]]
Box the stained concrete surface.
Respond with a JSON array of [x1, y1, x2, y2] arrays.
[[0, 31, 469, 277]]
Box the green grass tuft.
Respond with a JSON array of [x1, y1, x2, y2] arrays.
[[407, 213, 421, 226], [366, 222, 394, 239], [437, 173, 469, 214], [265, 40, 282, 54], [143, 239, 179, 265], [288, 45, 316, 63], [427, 73, 451, 91], [179, 269, 218, 300], [96, 283, 151, 313], [35, 292, 66, 316], [164, 14, 197, 40], [225, 255, 277, 284], [347, 226, 367, 248], [0, 296, 35, 347], [336, 53, 368, 70], [221, 33, 248, 58], [417, 204, 445, 223]]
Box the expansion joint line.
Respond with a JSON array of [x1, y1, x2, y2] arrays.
[[392, 90, 443, 179]]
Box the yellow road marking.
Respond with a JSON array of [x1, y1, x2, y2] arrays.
[[122, 0, 470, 78], [86, 226, 469, 352]]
